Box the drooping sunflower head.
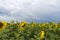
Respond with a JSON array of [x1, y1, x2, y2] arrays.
[[0, 22, 4, 28], [31, 21, 35, 27], [19, 21, 27, 30], [50, 22, 55, 25], [53, 24, 58, 30], [51, 23, 58, 31], [40, 31, 45, 39], [0, 22, 7, 31]]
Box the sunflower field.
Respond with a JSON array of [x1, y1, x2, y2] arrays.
[[0, 21, 60, 40]]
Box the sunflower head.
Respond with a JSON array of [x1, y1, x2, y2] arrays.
[[0, 22, 7, 31], [0, 22, 4, 28], [52, 23, 58, 30], [50, 22, 55, 25], [42, 23, 45, 27], [49, 22, 58, 31], [31, 21, 35, 27], [40, 31, 45, 39], [19, 21, 27, 30]]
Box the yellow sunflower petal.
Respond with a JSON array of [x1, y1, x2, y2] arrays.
[[0, 22, 7, 31], [40, 31, 45, 39], [19, 21, 27, 30]]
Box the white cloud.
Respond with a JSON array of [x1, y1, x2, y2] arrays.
[[0, 0, 60, 22]]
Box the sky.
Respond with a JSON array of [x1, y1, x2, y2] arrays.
[[0, 0, 60, 22]]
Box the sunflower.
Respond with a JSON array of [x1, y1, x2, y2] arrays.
[[50, 22, 55, 25], [0, 22, 7, 31], [52, 23, 58, 30], [41, 23, 45, 27], [40, 31, 45, 39], [31, 21, 35, 27], [19, 21, 27, 30], [49, 23, 58, 31]]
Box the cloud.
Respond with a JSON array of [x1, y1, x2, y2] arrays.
[[0, 0, 60, 22]]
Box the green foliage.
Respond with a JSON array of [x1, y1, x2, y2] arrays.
[[0, 21, 60, 40]]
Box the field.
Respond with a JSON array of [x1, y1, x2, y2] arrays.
[[0, 21, 60, 40]]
